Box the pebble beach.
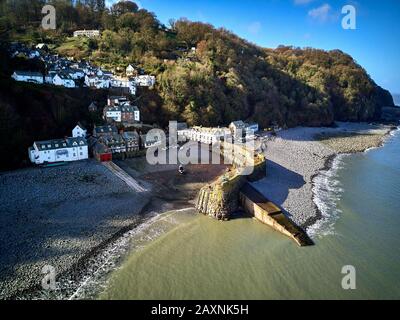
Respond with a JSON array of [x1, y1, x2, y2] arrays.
[[254, 122, 394, 229], [0, 122, 395, 299], [0, 160, 151, 299]]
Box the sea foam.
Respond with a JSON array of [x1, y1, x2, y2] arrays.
[[308, 155, 347, 238]]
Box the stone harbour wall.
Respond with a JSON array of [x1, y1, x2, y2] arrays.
[[195, 142, 266, 220]]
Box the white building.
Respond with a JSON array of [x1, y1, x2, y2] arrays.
[[178, 127, 231, 145], [73, 30, 100, 38], [245, 123, 259, 136], [85, 75, 110, 89], [67, 69, 85, 80], [142, 132, 163, 149], [28, 50, 40, 59], [104, 107, 122, 122], [134, 75, 156, 87], [107, 96, 128, 106], [36, 43, 48, 51], [111, 77, 130, 88], [126, 64, 136, 76], [53, 74, 76, 88], [72, 124, 87, 138], [12, 71, 44, 84], [45, 72, 56, 84], [103, 104, 140, 124], [110, 77, 137, 95], [29, 137, 88, 165]]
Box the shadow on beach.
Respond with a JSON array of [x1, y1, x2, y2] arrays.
[[252, 159, 306, 218]]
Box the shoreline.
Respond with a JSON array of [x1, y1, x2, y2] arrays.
[[306, 153, 337, 230], [1, 123, 398, 300], [0, 160, 153, 300], [1, 154, 224, 299], [308, 124, 399, 235], [253, 122, 397, 233]]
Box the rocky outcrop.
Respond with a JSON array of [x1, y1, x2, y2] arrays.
[[195, 142, 266, 220]]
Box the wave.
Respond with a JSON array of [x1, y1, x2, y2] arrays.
[[25, 208, 194, 300], [390, 126, 400, 137], [309, 126, 400, 237], [67, 208, 194, 300], [308, 155, 347, 238]]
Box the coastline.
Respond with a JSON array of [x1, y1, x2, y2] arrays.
[[308, 124, 399, 236], [253, 122, 397, 234], [1, 123, 397, 300], [0, 152, 225, 299], [0, 160, 155, 299]]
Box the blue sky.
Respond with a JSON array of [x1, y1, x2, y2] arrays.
[[107, 0, 400, 94]]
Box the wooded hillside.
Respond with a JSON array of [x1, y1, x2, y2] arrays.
[[0, 0, 395, 170]]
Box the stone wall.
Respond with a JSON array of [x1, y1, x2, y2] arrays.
[[239, 184, 313, 246], [195, 142, 266, 220]]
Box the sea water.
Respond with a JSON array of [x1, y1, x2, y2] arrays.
[[99, 129, 400, 300]]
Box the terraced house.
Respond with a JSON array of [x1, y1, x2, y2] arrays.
[[92, 125, 140, 160]]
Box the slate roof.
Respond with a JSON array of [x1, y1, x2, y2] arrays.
[[104, 104, 139, 113], [93, 125, 118, 135], [34, 137, 87, 151], [14, 71, 43, 77]]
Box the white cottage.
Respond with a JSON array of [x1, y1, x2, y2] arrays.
[[73, 30, 100, 38], [85, 75, 110, 89], [72, 124, 87, 138], [134, 75, 156, 87], [126, 64, 136, 76], [12, 71, 44, 84], [67, 69, 85, 80], [110, 77, 136, 95], [53, 73, 76, 88]]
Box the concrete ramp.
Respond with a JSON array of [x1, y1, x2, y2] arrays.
[[239, 183, 313, 247], [103, 162, 147, 193]]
